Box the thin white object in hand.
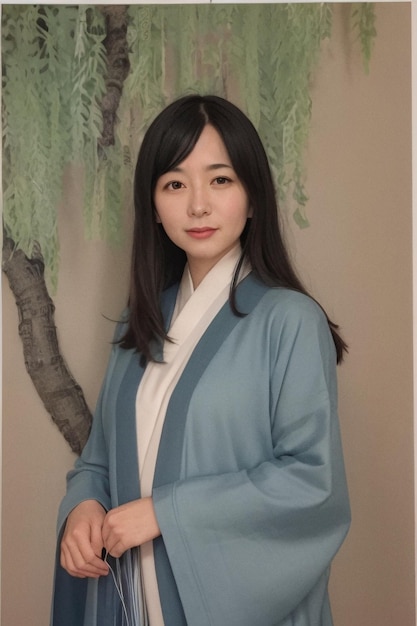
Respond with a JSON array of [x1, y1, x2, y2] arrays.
[[104, 550, 131, 626]]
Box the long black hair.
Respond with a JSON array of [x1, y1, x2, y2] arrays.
[[120, 94, 347, 363]]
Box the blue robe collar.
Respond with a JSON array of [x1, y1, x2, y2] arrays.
[[114, 272, 269, 625]]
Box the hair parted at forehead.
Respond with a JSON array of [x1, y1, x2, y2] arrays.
[[135, 94, 274, 203], [124, 94, 347, 363], [132, 94, 280, 285]]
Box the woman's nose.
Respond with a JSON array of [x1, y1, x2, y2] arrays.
[[187, 187, 211, 217]]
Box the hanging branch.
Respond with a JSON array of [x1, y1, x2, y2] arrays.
[[98, 5, 131, 148], [2, 236, 92, 455], [351, 3, 377, 74], [2, 4, 377, 455]]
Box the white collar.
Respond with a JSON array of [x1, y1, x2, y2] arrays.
[[175, 244, 243, 318]]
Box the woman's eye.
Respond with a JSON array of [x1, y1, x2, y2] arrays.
[[214, 177, 230, 185], [167, 181, 183, 190]]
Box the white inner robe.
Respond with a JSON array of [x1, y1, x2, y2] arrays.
[[135, 245, 247, 625]]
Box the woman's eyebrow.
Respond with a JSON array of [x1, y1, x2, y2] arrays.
[[168, 163, 233, 173], [206, 163, 233, 170]]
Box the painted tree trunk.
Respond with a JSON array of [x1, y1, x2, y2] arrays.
[[99, 5, 131, 148], [2, 237, 92, 455]]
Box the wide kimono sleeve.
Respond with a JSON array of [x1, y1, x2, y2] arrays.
[[56, 317, 128, 535], [152, 292, 351, 625], [51, 341, 116, 626], [56, 386, 111, 532]]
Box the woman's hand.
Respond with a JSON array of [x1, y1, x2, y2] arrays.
[[102, 497, 161, 558], [60, 499, 109, 579]]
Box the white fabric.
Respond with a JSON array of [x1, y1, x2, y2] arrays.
[[136, 245, 246, 625]]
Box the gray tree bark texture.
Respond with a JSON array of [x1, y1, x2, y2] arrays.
[[2, 237, 92, 455], [98, 5, 131, 148], [2, 7, 131, 455]]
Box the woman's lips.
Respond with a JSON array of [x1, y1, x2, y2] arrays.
[[186, 227, 217, 239]]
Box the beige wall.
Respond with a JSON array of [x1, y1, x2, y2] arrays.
[[289, 4, 414, 623], [2, 4, 414, 625]]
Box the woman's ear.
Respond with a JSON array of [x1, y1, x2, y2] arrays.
[[155, 212, 162, 224], [247, 205, 253, 218]]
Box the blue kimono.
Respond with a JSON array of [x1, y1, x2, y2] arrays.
[[51, 273, 350, 626]]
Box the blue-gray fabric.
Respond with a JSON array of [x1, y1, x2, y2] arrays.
[[51, 273, 350, 626]]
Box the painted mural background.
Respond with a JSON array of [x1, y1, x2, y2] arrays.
[[2, 3, 375, 453], [2, 4, 414, 626]]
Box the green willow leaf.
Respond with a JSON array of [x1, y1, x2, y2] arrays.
[[2, 4, 376, 287]]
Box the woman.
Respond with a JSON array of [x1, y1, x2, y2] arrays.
[[52, 95, 350, 626]]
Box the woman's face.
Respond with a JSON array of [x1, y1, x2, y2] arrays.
[[154, 124, 251, 288]]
